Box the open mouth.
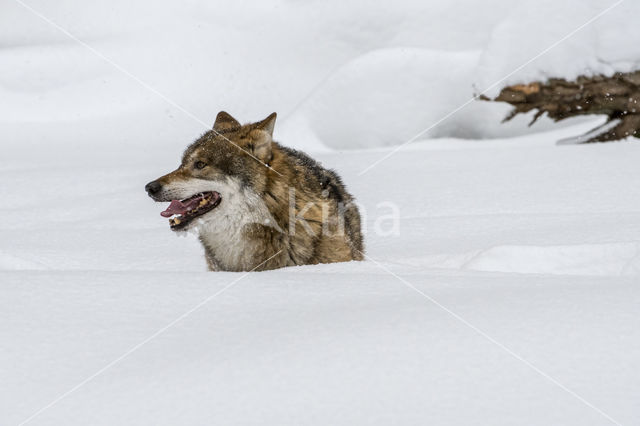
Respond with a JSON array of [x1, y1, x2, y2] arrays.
[[160, 191, 221, 230]]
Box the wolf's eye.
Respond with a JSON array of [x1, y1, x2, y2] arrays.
[[194, 161, 206, 169]]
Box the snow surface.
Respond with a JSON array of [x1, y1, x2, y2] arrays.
[[4, 0, 640, 151], [2, 1, 640, 425]]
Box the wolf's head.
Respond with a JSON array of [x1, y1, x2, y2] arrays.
[[145, 111, 277, 231]]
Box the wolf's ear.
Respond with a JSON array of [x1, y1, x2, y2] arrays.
[[250, 132, 272, 164], [254, 112, 277, 137], [213, 111, 241, 132], [248, 113, 276, 164]]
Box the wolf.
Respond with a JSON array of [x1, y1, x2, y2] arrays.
[[145, 111, 364, 271]]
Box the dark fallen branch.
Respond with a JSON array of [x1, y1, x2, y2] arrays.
[[481, 71, 640, 143]]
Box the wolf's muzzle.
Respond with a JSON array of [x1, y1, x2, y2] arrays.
[[145, 180, 162, 199]]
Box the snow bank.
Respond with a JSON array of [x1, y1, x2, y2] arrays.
[[419, 242, 640, 277], [3, 130, 640, 425], [282, 48, 483, 149], [3, 0, 638, 152], [477, 0, 640, 96]]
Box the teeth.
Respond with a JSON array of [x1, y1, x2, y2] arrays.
[[167, 194, 217, 227]]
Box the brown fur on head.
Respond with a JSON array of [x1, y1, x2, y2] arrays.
[[175, 111, 278, 193]]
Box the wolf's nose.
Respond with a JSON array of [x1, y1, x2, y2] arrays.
[[145, 181, 162, 196]]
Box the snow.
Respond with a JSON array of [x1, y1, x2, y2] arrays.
[[5, 0, 640, 151], [2, 0, 640, 425], [3, 122, 640, 425], [476, 0, 640, 97]]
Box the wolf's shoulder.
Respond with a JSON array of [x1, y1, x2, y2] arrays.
[[277, 144, 351, 202], [277, 144, 324, 178]]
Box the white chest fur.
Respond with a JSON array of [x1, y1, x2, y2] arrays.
[[195, 177, 275, 270]]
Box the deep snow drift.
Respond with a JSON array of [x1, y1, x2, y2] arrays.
[[3, 0, 640, 152], [3, 123, 640, 425], [2, 0, 640, 425]]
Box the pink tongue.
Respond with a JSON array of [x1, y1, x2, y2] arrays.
[[160, 198, 200, 218]]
